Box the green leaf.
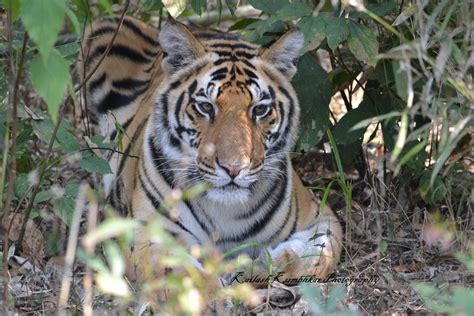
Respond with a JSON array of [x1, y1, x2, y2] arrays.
[[348, 22, 378, 67], [14, 173, 30, 200], [379, 240, 388, 255], [275, 1, 311, 21], [241, 17, 283, 45], [430, 116, 472, 187], [225, 0, 237, 15], [191, 0, 206, 16], [292, 54, 332, 149], [300, 285, 324, 313], [83, 218, 139, 247], [452, 287, 474, 316], [34, 190, 53, 204], [228, 18, 260, 31], [78, 152, 112, 174], [54, 197, 75, 226], [56, 125, 81, 153], [392, 60, 408, 100], [4, 0, 21, 21], [296, 16, 326, 52], [419, 171, 447, 205], [65, 183, 80, 198], [297, 13, 350, 51], [65, 7, 80, 35], [248, 0, 289, 14], [32, 119, 80, 152], [324, 14, 349, 50], [326, 284, 346, 312], [162, 0, 186, 18], [20, 0, 67, 58], [30, 50, 71, 123], [104, 242, 126, 277], [98, 0, 114, 15], [333, 99, 377, 145], [352, 1, 398, 20]]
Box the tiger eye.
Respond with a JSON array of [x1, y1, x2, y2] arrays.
[[197, 102, 214, 114], [253, 104, 270, 117]]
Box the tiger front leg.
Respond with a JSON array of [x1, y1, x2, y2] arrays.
[[252, 206, 343, 286], [270, 208, 342, 283]]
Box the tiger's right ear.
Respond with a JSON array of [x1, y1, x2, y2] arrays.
[[159, 21, 206, 74]]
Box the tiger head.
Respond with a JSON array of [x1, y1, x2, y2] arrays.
[[154, 22, 304, 203]]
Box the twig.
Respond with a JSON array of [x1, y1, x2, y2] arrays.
[[58, 183, 88, 314], [17, 2, 130, 248], [83, 191, 99, 316], [1, 23, 28, 315]]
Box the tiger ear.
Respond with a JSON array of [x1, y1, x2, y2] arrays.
[[159, 21, 206, 74], [260, 29, 304, 78]]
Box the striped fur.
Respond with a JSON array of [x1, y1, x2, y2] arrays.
[[77, 16, 342, 285]]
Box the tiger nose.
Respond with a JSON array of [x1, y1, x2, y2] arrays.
[[218, 161, 249, 178]]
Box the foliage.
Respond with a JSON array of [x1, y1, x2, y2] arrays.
[[301, 283, 360, 316], [413, 246, 474, 315]]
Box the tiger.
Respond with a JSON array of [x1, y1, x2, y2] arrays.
[[77, 16, 343, 291]]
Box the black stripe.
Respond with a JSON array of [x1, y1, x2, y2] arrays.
[[184, 201, 211, 235], [241, 59, 256, 69], [236, 159, 285, 220], [122, 18, 160, 46], [276, 101, 285, 134], [89, 73, 107, 94], [211, 74, 227, 81], [174, 91, 186, 137], [97, 86, 147, 112], [264, 193, 293, 244], [210, 67, 228, 78], [116, 118, 147, 176], [90, 44, 150, 64], [209, 42, 255, 50], [109, 116, 134, 141], [268, 86, 295, 155], [262, 68, 277, 82], [138, 169, 199, 240], [195, 32, 239, 40], [243, 68, 258, 79], [87, 26, 116, 41], [112, 78, 149, 90], [143, 48, 159, 58], [148, 136, 175, 186], [188, 80, 198, 95], [147, 137, 212, 236], [286, 193, 299, 239], [214, 50, 256, 59], [219, 160, 289, 243]]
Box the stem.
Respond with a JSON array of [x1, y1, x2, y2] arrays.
[[58, 184, 88, 314], [1, 24, 28, 315], [0, 125, 9, 210], [362, 7, 403, 39]]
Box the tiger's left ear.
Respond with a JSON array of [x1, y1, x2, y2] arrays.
[[159, 21, 206, 74], [260, 29, 304, 78]]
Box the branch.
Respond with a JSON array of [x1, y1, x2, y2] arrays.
[[1, 20, 28, 316]]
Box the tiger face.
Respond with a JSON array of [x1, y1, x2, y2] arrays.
[[155, 22, 304, 203]]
